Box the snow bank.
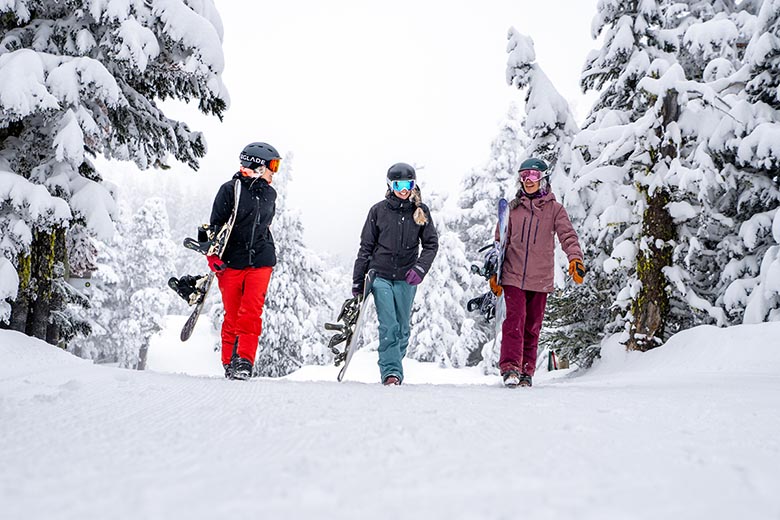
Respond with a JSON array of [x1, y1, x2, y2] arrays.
[[586, 322, 780, 383]]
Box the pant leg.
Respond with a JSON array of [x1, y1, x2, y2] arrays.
[[522, 290, 548, 376], [391, 279, 416, 382], [499, 284, 527, 374], [216, 268, 246, 365], [373, 277, 403, 382], [234, 267, 273, 365]]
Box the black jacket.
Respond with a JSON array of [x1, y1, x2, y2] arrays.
[[352, 192, 439, 290], [210, 173, 276, 269]]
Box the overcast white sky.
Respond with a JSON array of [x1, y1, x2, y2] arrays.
[[155, 0, 600, 260]]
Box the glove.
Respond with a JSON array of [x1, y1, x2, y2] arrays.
[[352, 283, 363, 297], [489, 274, 503, 296], [207, 255, 226, 273], [405, 267, 423, 286], [569, 258, 586, 284]]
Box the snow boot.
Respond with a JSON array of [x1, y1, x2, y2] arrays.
[[502, 370, 521, 388], [519, 374, 533, 387], [383, 375, 401, 386], [230, 358, 253, 380], [223, 363, 233, 379]]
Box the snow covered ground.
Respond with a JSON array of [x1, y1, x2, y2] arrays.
[[2, 321, 780, 520]]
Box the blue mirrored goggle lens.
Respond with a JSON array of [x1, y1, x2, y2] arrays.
[[391, 180, 414, 191]]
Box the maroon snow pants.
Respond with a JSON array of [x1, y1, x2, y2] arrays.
[[499, 285, 548, 376], [216, 266, 273, 366]]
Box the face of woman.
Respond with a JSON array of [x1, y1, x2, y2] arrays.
[[259, 165, 274, 184], [523, 178, 540, 194]]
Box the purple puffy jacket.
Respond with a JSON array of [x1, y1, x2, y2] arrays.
[[496, 191, 583, 293]]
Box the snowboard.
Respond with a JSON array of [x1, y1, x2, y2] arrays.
[[325, 269, 377, 382], [170, 180, 241, 342], [491, 197, 510, 349]]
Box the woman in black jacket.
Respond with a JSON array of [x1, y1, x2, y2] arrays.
[[352, 163, 439, 385], [207, 142, 281, 380]]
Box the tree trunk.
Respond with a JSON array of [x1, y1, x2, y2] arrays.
[[8, 253, 32, 333], [627, 89, 679, 352], [628, 188, 675, 351], [137, 343, 149, 371], [46, 228, 69, 347], [28, 229, 57, 341]]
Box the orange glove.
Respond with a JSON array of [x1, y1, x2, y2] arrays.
[[489, 274, 503, 296], [569, 259, 586, 284]]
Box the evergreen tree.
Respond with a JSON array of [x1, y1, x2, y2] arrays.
[[713, 0, 780, 323], [408, 192, 474, 368], [0, 0, 227, 343], [118, 197, 175, 369], [69, 197, 175, 368]]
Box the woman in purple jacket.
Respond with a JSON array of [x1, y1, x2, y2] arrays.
[[495, 157, 586, 388]]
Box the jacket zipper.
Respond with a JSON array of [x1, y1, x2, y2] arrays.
[[533, 220, 540, 244], [248, 193, 260, 264], [521, 204, 534, 289]]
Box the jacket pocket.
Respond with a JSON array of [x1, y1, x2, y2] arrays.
[[533, 221, 540, 244]]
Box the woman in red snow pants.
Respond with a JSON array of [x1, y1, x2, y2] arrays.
[[207, 141, 282, 380]]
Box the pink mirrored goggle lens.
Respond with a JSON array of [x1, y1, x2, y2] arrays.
[[520, 169, 543, 182]]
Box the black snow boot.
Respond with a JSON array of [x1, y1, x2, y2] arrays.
[[230, 358, 253, 380], [502, 369, 521, 388], [519, 374, 533, 387]]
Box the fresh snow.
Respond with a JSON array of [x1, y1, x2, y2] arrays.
[[2, 322, 780, 519]]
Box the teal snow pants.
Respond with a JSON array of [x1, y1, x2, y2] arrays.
[[372, 276, 417, 383]]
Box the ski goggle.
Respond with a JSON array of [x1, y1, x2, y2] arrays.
[[248, 158, 281, 173], [519, 168, 544, 182], [265, 158, 281, 173], [390, 179, 415, 192]]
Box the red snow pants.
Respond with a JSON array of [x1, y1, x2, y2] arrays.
[[216, 266, 273, 365], [499, 285, 548, 377]]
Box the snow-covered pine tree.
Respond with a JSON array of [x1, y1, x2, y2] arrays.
[[712, 0, 780, 323], [505, 28, 599, 367], [573, 0, 715, 352], [407, 192, 474, 368], [454, 104, 526, 368], [117, 197, 175, 369], [69, 196, 175, 368], [234, 155, 336, 377], [0, 0, 227, 343]]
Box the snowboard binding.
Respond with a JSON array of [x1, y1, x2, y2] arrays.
[[467, 243, 501, 322], [168, 274, 210, 306], [324, 295, 361, 366], [470, 243, 499, 280]]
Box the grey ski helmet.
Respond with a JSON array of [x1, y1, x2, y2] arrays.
[[239, 142, 281, 169], [387, 162, 416, 181]]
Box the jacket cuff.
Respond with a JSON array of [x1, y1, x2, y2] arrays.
[[412, 265, 426, 279]]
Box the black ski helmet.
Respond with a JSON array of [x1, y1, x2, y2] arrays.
[[387, 162, 416, 181], [239, 142, 280, 168], [518, 157, 549, 173]]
